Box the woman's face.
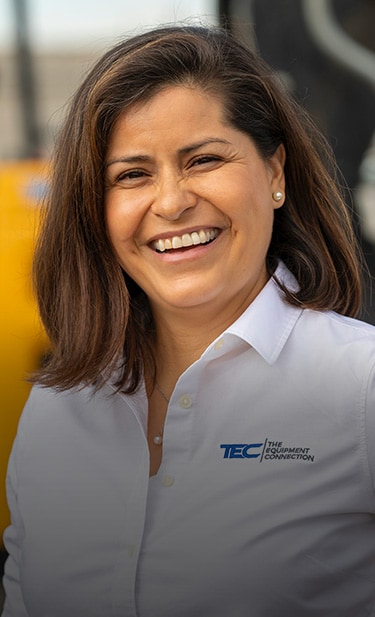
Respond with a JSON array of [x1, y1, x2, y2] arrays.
[[105, 86, 285, 320]]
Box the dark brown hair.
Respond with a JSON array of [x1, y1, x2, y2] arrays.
[[33, 24, 364, 393]]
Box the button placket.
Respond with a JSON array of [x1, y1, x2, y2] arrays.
[[159, 369, 199, 478]]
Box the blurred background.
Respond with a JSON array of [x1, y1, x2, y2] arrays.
[[0, 0, 374, 605]]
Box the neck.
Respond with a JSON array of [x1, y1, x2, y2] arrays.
[[155, 322, 207, 380], [150, 296, 253, 390]]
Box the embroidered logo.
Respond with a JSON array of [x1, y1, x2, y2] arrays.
[[220, 439, 315, 462]]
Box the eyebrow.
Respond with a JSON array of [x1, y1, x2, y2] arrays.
[[106, 138, 231, 167]]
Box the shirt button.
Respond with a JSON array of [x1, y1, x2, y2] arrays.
[[162, 475, 175, 487], [179, 394, 192, 409], [214, 339, 224, 351]]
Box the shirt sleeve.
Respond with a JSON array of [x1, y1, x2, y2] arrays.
[[1, 414, 29, 616], [364, 356, 375, 505]]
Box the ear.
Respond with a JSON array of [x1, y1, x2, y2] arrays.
[[268, 144, 286, 209]]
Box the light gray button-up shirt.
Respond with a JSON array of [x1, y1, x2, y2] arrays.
[[3, 263, 375, 616]]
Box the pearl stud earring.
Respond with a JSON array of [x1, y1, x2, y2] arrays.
[[272, 191, 283, 202]]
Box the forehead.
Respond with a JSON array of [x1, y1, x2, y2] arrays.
[[107, 86, 233, 159], [114, 85, 228, 129]]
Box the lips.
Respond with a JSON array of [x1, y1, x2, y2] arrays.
[[151, 228, 220, 253]]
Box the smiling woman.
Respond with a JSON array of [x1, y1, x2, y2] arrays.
[[104, 86, 285, 324], [2, 24, 375, 617]]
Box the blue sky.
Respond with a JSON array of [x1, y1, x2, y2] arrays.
[[1, 0, 217, 50]]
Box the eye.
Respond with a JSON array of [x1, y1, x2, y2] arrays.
[[106, 167, 151, 188], [116, 169, 148, 181], [190, 155, 222, 167]]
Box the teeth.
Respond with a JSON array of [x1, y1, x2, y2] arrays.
[[153, 229, 219, 252]]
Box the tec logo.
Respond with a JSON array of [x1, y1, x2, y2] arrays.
[[220, 443, 263, 459], [220, 439, 316, 463]]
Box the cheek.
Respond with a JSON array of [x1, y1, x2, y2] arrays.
[[229, 187, 274, 228], [104, 197, 140, 245], [236, 202, 277, 258], [105, 218, 123, 255], [106, 212, 122, 243]]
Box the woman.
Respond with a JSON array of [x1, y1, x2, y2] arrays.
[[2, 25, 375, 617]]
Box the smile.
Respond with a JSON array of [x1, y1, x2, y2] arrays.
[[151, 228, 220, 253]]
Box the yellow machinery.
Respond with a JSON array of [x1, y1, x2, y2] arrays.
[[0, 160, 50, 542]]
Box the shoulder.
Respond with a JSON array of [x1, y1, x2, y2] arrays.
[[295, 309, 375, 351], [13, 382, 129, 455], [11, 385, 99, 462], [283, 309, 375, 390], [22, 380, 124, 414], [14, 380, 147, 442], [275, 261, 375, 351], [20, 383, 102, 427]]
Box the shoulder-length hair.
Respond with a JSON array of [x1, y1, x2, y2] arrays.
[[33, 24, 364, 393]]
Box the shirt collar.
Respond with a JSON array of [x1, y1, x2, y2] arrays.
[[219, 261, 303, 365], [107, 263, 303, 391]]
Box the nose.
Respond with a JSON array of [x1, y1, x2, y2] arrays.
[[151, 172, 198, 220]]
